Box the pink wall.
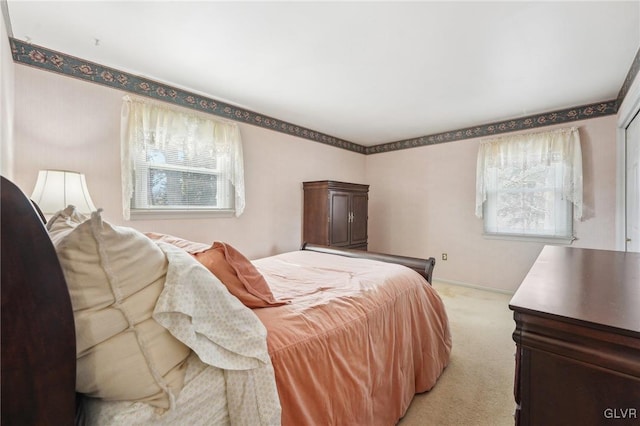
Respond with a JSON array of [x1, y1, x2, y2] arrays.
[[11, 65, 366, 259], [1, 17, 14, 178], [10, 63, 620, 292], [365, 116, 618, 292]]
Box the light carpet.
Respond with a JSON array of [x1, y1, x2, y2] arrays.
[[399, 281, 516, 426]]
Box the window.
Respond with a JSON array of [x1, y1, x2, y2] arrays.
[[475, 127, 582, 242], [121, 96, 245, 219]]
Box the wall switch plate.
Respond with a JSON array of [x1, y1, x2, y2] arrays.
[[442, 253, 448, 261]]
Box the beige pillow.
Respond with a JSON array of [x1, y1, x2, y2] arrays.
[[47, 206, 190, 408]]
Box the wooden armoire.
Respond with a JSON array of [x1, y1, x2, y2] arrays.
[[303, 181, 369, 250]]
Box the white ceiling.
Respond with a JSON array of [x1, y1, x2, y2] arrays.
[[6, 1, 640, 146]]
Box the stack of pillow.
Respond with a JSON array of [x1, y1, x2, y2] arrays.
[[47, 206, 285, 408], [47, 206, 190, 408]]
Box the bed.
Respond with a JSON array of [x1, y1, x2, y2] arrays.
[[1, 176, 451, 426]]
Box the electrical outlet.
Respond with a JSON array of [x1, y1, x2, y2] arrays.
[[442, 253, 448, 261]]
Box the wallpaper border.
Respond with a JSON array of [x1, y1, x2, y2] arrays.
[[10, 38, 630, 155], [365, 99, 618, 154], [617, 46, 640, 109], [10, 38, 365, 154]]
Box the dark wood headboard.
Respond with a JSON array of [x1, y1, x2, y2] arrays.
[[1, 176, 77, 425]]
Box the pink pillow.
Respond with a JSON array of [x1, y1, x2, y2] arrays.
[[146, 233, 285, 309], [194, 242, 286, 309]]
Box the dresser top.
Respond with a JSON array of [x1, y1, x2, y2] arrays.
[[509, 246, 640, 335]]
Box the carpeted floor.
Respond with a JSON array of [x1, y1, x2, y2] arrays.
[[399, 281, 516, 426]]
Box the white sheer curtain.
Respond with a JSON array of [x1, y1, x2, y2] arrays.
[[476, 127, 583, 236], [121, 96, 245, 219]]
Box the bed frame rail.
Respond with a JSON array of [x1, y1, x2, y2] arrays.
[[301, 243, 436, 284]]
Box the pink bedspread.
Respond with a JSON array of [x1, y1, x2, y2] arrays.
[[252, 250, 452, 426]]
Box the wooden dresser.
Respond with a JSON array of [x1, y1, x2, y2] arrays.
[[303, 181, 369, 250], [509, 246, 640, 426]]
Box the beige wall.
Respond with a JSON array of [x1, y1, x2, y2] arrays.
[[11, 65, 366, 259], [365, 116, 618, 292], [10, 63, 620, 292]]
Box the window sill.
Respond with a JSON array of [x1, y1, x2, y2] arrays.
[[482, 233, 575, 245], [129, 208, 236, 220]]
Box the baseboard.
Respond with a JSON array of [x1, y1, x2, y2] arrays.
[[433, 277, 515, 296]]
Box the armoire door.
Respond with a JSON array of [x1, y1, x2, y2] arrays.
[[350, 192, 368, 246], [330, 191, 350, 246]]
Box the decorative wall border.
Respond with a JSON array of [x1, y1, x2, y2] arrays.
[[365, 100, 618, 154], [9, 37, 635, 156], [617, 46, 640, 109], [10, 38, 365, 154]]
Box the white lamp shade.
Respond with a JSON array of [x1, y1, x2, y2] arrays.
[[31, 170, 97, 214]]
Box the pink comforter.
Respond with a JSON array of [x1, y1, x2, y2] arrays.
[[252, 250, 452, 426]]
